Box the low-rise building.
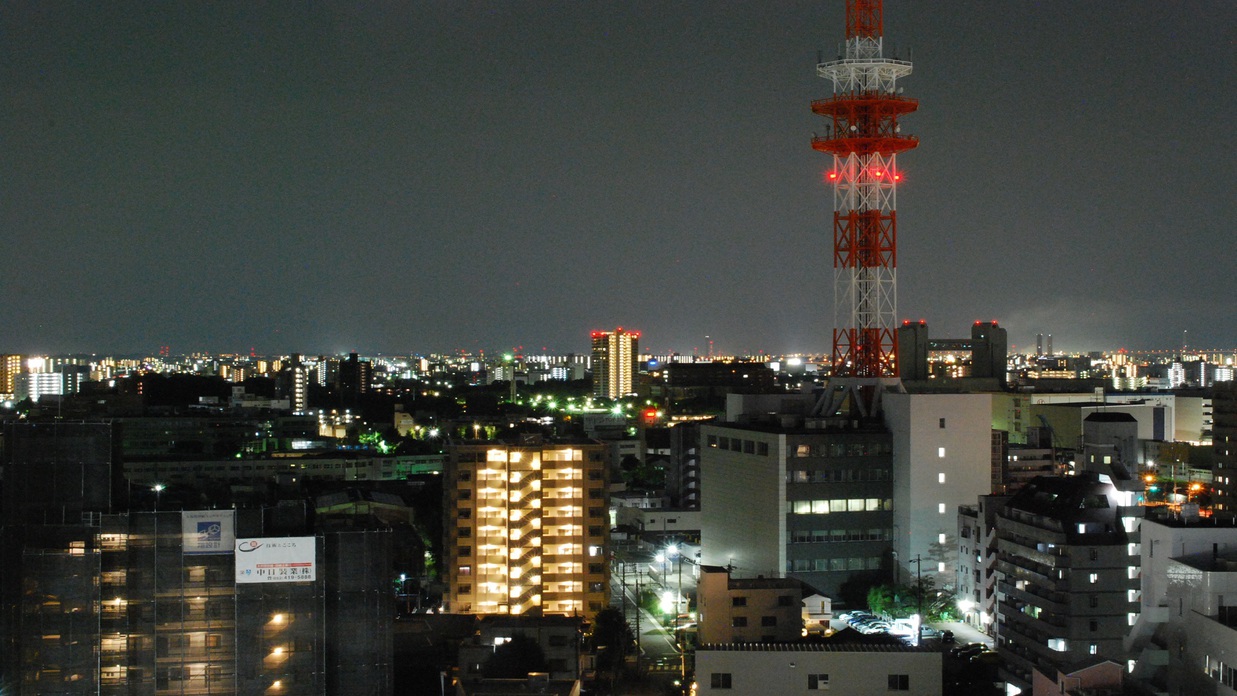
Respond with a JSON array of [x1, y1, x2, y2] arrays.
[[456, 615, 583, 683], [697, 566, 803, 644], [695, 642, 941, 695]]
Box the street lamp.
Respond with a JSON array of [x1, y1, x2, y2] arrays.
[[907, 554, 923, 646], [958, 599, 975, 627], [152, 483, 165, 512]]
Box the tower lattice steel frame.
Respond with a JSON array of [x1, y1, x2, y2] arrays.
[[811, 0, 917, 417]]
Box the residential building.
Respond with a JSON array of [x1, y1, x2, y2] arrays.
[[1, 353, 25, 396], [1215, 381, 1237, 516], [336, 352, 372, 397], [591, 328, 638, 399], [956, 495, 1009, 635], [443, 436, 610, 617], [1125, 515, 1237, 694], [994, 474, 1141, 692]]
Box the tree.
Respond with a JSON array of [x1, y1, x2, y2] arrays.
[[482, 634, 548, 678], [590, 607, 634, 681]]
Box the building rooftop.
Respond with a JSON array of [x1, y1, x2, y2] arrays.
[[1083, 412, 1139, 422], [708, 419, 890, 436], [1173, 551, 1237, 573], [698, 641, 934, 653]]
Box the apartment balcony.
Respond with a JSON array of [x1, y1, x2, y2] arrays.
[[998, 578, 1068, 614], [154, 618, 236, 631], [999, 600, 1068, 632], [996, 535, 1062, 567], [999, 514, 1068, 546], [997, 556, 1057, 587]]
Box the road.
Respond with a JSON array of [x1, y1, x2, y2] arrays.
[[611, 551, 687, 672]]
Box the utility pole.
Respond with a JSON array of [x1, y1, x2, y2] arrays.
[[910, 554, 923, 646], [634, 572, 643, 675]]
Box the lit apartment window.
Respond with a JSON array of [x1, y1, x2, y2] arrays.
[[808, 673, 830, 689], [937, 447, 946, 458], [938, 503, 946, 514], [938, 472, 946, 483]]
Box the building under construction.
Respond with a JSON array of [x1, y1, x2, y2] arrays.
[[0, 421, 393, 695]]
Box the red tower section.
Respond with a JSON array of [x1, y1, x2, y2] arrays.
[[812, 0, 917, 381]]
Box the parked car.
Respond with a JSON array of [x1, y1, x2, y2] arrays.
[[940, 630, 955, 644], [969, 651, 1001, 666], [949, 642, 988, 660], [857, 620, 891, 634]]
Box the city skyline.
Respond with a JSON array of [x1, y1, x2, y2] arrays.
[[3, 1, 1234, 357]]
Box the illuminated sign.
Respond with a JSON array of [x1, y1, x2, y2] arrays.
[[181, 510, 235, 555], [235, 536, 317, 584]]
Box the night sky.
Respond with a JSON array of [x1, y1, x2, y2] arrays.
[[3, 1, 1234, 357]]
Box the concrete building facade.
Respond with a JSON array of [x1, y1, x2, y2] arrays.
[[696, 566, 802, 644], [700, 409, 894, 598], [695, 643, 941, 696], [884, 392, 994, 587]]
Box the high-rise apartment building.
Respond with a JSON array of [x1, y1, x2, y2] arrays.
[[336, 352, 372, 396], [443, 436, 610, 617], [0, 353, 24, 396], [1215, 381, 1237, 516], [994, 474, 1141, 692], [591, 328, 639, 399]]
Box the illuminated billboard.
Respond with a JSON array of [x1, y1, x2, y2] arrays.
[[234, 536, 317, 584], [181, 510, 235, 555]]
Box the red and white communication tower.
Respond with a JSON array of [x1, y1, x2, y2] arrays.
[[811, 0, 917, 417]]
